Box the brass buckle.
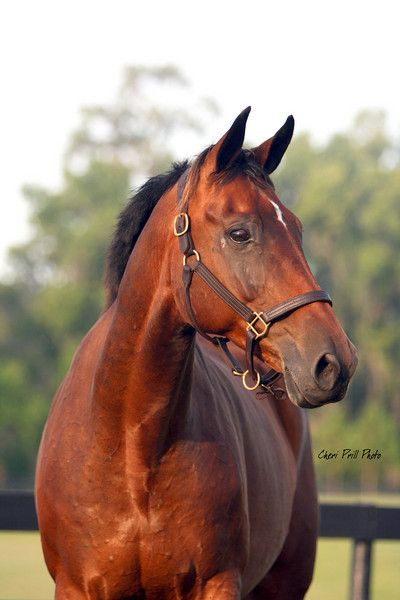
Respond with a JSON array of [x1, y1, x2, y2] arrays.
[[173, 213, 189, 237], [242, 369, 261, 391], [246, 312, 270, 340]]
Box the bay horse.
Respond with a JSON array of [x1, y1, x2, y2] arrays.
[[35, 107, 357, 599]]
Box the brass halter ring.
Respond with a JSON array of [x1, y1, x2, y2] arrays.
[[183, 249, 200, 266], [242, 369, 261, 391]]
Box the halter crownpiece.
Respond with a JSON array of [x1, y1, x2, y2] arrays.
[[174, 169, 332, 393]]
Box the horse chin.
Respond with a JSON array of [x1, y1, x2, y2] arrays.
[[283, 366, 347, 409], [283, 368, 318, 409]]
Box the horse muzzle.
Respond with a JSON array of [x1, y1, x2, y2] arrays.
[[281, 340, 358, 408]]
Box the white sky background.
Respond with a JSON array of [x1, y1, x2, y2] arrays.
[[1, 0, 399, 272]]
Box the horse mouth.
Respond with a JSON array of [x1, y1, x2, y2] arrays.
[[283, 366, 348, 409]]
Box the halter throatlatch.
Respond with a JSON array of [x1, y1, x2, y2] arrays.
[[174, 169, 332, 393]]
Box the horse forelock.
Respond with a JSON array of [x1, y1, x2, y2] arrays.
[[104, 148, 274, 308]]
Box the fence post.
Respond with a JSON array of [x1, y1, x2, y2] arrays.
[[349, 539, 372, 600]]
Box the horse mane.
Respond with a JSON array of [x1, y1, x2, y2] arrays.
[[104, 148, 273, 307], [104, 160, 188, 306]]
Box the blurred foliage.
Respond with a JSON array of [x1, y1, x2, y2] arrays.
[[0, 67, 399, 490]]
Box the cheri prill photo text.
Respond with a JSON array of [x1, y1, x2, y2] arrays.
[[317, 448, 382, 460]]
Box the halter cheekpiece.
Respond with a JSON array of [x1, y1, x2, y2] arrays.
[[174, 169, 332, 393]]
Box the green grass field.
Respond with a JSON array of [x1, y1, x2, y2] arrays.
[[1, 536, 399, 599], [1, 496, 399, 600], [0, 531, 54, 600]]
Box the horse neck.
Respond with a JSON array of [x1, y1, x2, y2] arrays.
[[92, 187, 194, 472]]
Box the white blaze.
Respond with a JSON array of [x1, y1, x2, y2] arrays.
[[269, 199, 287, 229]]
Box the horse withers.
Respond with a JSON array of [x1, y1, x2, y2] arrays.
[[35, 108, 357, 599]]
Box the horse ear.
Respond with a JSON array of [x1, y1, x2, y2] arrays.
[[208, 106, 251, 172], [252, 115, 295, 175]]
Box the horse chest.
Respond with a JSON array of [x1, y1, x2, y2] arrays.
[[137, 423, 296, 594]]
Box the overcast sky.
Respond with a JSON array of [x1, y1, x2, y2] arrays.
[[1, 0, 399, 271]]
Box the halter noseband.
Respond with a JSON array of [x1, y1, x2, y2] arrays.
[[173, 169, 332, 393]]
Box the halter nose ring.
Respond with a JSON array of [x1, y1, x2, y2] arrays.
[[242, 369, 261, 391]]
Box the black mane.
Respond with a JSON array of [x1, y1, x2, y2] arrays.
[[104, 149, 272, 306], [104, 160, 189, 305]]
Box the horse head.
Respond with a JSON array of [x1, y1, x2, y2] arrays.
[[171, 107, 357, 408]]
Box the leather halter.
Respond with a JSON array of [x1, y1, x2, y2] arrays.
[[174, 169, 332, 392]]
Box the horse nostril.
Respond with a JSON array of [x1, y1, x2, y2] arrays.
[[313, 353, 341, 391]]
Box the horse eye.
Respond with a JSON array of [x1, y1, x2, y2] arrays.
[[228, 228, 251, 243]]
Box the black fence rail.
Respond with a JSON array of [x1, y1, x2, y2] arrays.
[[0, 490, 38, 531], [1, 491, 399, 600], [320, 503, 400, 600]]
